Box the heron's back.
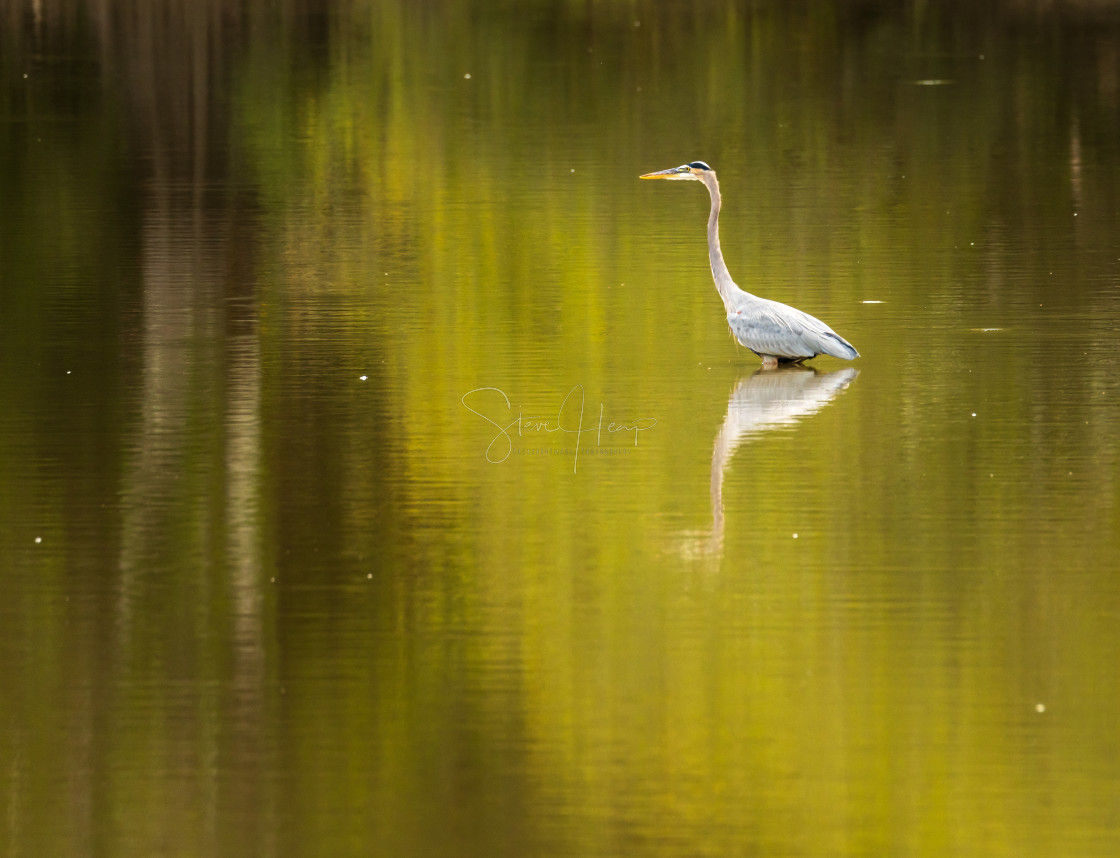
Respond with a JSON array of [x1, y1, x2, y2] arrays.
[[726, 295, 858, 361]]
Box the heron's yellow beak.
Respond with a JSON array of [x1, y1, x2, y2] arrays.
[[640, 165, 694, 180]]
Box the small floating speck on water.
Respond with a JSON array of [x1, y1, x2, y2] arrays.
[[463, 73, 471, 79], [34, 537, 42, 544], [911, 79, 954, 86], [971, 413, 977, 417], [1035, 703, 1046, 713], [359, 375, 368, 381], [862, 300, 883, 304], [792, 533, 799, 539], [971, 327, 1003, 332]]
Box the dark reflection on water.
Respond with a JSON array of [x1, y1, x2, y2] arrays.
[[2, 1, 1120, 856]]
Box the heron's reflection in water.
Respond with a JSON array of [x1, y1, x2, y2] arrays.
[[681, 366, 859, 559]]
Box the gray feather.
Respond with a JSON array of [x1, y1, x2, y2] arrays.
[[727, 296, 858, 360]]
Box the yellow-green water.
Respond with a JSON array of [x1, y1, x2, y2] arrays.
[[2, 1, 1119, 855]]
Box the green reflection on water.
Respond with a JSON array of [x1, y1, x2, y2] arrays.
[[1, 1, 1120, 857]]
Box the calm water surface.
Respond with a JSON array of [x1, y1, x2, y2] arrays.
[[2, 1, 1120, 856]]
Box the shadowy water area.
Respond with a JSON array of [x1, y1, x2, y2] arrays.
[[2, 0, 1120, 855]]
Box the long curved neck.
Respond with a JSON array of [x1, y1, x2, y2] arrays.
[[702, 171, 746, 309]]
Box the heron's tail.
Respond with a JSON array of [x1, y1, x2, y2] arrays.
[[822, 332, 859, 361]]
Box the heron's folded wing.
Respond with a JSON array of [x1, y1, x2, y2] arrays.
[[727, 304, 817, 358]]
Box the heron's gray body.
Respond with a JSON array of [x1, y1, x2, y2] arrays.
[[641, 161, 858, 367], [725, 297, 859, 362]]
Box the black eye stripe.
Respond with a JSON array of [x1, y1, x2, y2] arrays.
[[687, 161, 711, 171]]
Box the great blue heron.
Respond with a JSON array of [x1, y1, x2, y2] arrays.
[[641, 161, 859, 368]]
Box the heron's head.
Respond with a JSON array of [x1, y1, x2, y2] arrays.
[[639, 161, 713, 181]]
